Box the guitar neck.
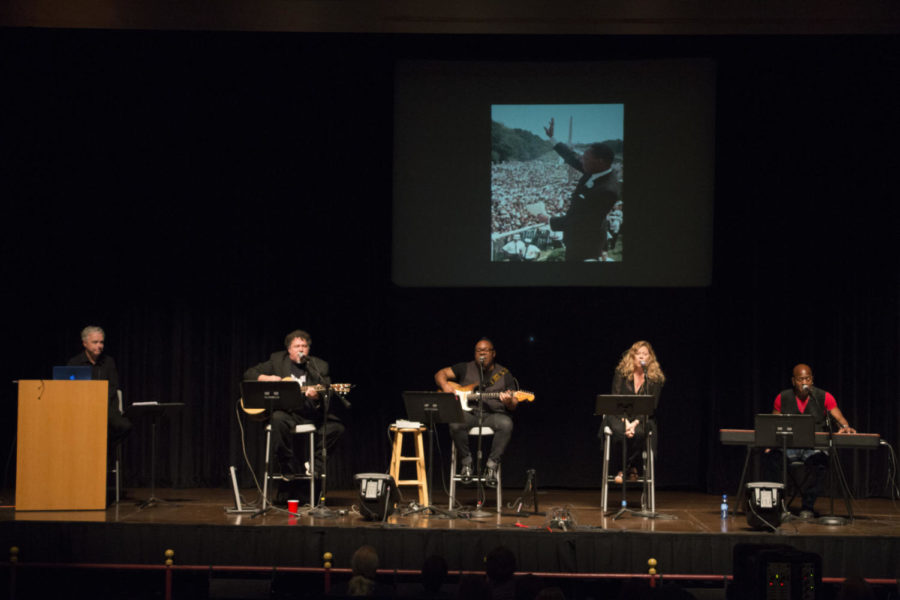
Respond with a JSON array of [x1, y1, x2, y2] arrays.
[[471, 391, 504, 399]]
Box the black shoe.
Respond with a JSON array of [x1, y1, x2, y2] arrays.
[[484, 466, 498, 488], [460, 464, 473, 483], [276, 460, 302, 480]]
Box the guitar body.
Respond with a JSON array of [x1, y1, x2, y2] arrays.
[[446, 382, 535, 411]]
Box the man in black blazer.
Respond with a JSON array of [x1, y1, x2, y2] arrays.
[[537, 117, 620, 262], [244, 329, 344, 479]]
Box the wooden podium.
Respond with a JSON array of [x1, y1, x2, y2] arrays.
[[16, 380, 108, 511]]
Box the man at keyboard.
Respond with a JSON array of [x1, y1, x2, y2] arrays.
[[770, 363, 856, 519], [434, 338, 518, 488]]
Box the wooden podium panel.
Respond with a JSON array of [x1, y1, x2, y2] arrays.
[[15, 380, 108, 511]]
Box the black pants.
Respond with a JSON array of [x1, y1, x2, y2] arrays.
[[270, 409, 344, 474], [601, 415, 656, 473], [764, 448, 828, 511], [449, 411, 513, 467]]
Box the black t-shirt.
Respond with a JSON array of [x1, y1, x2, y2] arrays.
[[67, 351, 118, 404], [451, 361, 516, 413]]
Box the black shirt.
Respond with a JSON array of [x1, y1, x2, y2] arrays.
[[67, 352, 119, 404]]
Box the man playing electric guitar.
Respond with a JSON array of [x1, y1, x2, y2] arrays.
[[434, 338, 520, 488], [244, 329, 345, 480]]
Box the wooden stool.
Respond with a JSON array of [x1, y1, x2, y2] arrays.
[[388, 425, 429, 505]]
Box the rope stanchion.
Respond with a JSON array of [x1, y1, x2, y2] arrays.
[[9, 546, 19, 600], [322, 552, 333, 594], [163, 549, 174, 600], [647, 558, 658, 588]]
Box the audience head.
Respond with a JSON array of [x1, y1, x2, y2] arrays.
[[485, 545, 516, 584], [457, 574, 491, 600], [535, 587, 567, 600], [837, 575, 875, 600], [421, 554, 448, 593], [515, 574, 543, 600], [347, 545, 379, 596]]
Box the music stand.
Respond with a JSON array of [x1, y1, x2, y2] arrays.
[[753, 414, 815, 519], [128, 402, 185, 508], [241, 381, 307, 413], [595, 394, 660, 519], [402, 391, 465, 517], [240, 381, 305, 518], [753, 414, 816, 448]]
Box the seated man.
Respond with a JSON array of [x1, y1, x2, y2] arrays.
[[768, 363, 856, 519], [67, 325, 132, 448], [434, 338, 519, 487], [244, 329, 344, 480]]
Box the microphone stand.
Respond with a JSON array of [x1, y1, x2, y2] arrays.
[[305, 358, 336, 519], [611, 406, 634, 520], [470, 359, 491, 518], [816, 391, 852, 525]]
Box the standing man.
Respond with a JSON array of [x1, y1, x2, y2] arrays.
[[244, 329, 344, 479], [771, 363, 856, 519], [435, 338, 518, 487], [536, 117, 620, 262], [67, 325, 132, 447]]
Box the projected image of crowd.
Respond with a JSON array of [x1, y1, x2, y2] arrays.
[[490, 156, 623, 263]]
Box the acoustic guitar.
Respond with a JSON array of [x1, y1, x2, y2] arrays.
[[447, 382, 535, 412], [240, 379, 352, 418]]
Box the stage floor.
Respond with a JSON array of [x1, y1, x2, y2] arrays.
[[4, 487, 899, 536], [2, 487, 900, 582]]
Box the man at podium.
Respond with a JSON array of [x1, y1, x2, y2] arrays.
[[244, 329, 345, 479], [66, 325, 132, 446], [434, 338, 519, 487]]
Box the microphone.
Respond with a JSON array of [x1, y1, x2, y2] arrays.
[[479, 356, 485, 364], [640, 360, 647, 373]]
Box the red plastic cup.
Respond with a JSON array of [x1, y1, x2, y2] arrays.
[[287, 499, 299, 515]]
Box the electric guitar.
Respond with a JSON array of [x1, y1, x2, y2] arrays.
[[447, 382, 535, 411], [240, 379, 352, 418]]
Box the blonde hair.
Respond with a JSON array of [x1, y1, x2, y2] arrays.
[[615, 340, 665, 384]]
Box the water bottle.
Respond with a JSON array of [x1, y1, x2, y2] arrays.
[[720, 494, 729, 519]]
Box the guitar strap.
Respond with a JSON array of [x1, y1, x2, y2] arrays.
[[488, 367, 508, 388]]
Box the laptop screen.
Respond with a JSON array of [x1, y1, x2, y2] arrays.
[[52, 366, 93, 381]]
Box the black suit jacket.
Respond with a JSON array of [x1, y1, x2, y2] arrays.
[[549, 142, 620, 262], [244, 351, 331, 418], [244, 351, 330, 384]]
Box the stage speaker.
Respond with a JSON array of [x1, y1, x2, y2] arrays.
[[745, 481, 784, 530], [354, 473, 400, 521], [729, 543, 822, 600]]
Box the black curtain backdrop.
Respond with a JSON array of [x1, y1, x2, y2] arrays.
[[1, 30, 898, 500]]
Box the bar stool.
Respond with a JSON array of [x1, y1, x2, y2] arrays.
[[388, 424, 429, 505], [448, 427, 502, 512], [264, 422, 316, 508], [600, 422, 655, 513]]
